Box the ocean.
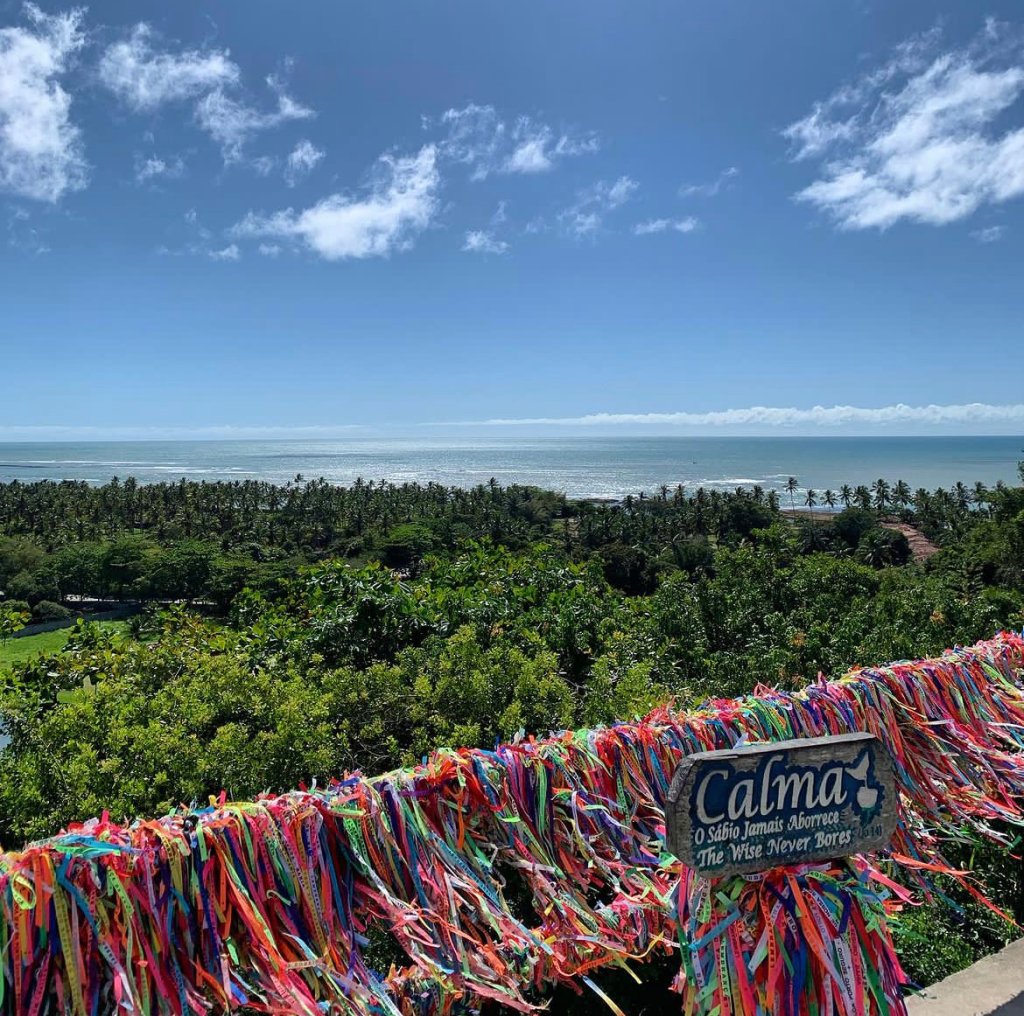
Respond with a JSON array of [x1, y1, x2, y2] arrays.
[[0, 436, 1021, 501]]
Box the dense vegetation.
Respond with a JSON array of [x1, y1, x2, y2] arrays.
[[0, 477, 570, 610], [1, 472, 1019, 608], [2, 468, 1024, 996]]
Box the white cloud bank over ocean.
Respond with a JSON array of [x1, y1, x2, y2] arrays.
[[439, 403, 1024, 432], [5, 404, 1024, 441]]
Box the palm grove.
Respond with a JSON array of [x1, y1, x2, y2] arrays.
[[2, 469, 1024, 992]]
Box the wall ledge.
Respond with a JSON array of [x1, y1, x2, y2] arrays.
[[907, 939, 1024, 1016]]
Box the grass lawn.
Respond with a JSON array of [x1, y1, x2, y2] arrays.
[[0, 621, 127, 671]]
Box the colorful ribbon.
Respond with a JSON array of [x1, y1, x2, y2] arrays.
[[2, 633, 1024, 1014], [676, 860, 909, 1016]]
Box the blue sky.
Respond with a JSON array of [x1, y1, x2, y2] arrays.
[[2, 0, 1024, 438]]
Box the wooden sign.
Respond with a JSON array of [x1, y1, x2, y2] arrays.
[[665, 733, 897, 877]]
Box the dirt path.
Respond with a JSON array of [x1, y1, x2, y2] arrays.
[[880, 522, 940, 562]]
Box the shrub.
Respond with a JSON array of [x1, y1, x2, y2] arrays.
[[858, 527, 911, 568], [832, 508, 877, 549], [378, 523, 437, 570], [5, 570, 59, 606], [0, 601, 30, 642], [598, 540, 659, 594], [31, 600, 75, 622]]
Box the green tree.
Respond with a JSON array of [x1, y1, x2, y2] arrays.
[[4, 570, 57, 606], [50, 543, 103, 600], [100, 536, 159, 600], [832, 508, 877, 549], [0, 601, 29, 644], [0, 538, 46, 587], [378, 523, 437, 570], [973, 482, 989, 512], [872, 478, 891, 512], [147, 541, 216, 602], [785, 477, 798, 511], [857, 527, 910, 568]]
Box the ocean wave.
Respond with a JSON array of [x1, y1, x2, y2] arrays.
[[693, 477, 767, 487], [18, 460, 169, 467]]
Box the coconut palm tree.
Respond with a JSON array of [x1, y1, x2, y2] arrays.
[[839, 484, 854, 509], [785, 477, 799, 512], [798, 521, 829, 553], [892, 480, 912, 511], [804, 489, 818, 510], [858, 531, 891, 568], [871, 479, 891, 512], [972, 482, 988, 511], [823, 489, 837, 510]]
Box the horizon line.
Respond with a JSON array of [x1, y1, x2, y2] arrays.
[[3, 402, 1024, 441]]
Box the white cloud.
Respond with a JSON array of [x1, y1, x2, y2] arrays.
[[784, 107, 858, 163], [445, 403, 1024, 428], [462, 230, 508, 254], [505, 117, 599, 174], [560, 175, 638, 237], [99, 26, 313, 165], [134, 153, 185, 183], [157, 207, 238, 259], [784, 28, 942, 162], [505, 136, 550, 173], [209, 243, 240, 261], [257, 242, 281, 257], [633, 216, 699, 235], [605, 177, 638, 206], [195, 76, 314, 162], [971, 224, 1005, 243], [437, 104, 598, 179], [0, 4, 87, 202], [679, 166, 738, 198], [233, 144, 439, 260], [491, 199, 508, 225], [284, 138, 324, 186], [250, 154, 276, 176], [785, 23, 1024, 230], [6, 204, 49, 252], [98, 24, 238, 111], [437, 104, 503, 178]]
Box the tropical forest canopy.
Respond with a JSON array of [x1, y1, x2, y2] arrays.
[[2, 469, 1024, 994]]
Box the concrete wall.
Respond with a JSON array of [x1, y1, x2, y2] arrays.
[[907, 939, 1024, 1015]]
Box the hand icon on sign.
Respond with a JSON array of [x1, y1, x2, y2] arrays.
[[846, 752, 879, 811], [856, 784, 878, 810]]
